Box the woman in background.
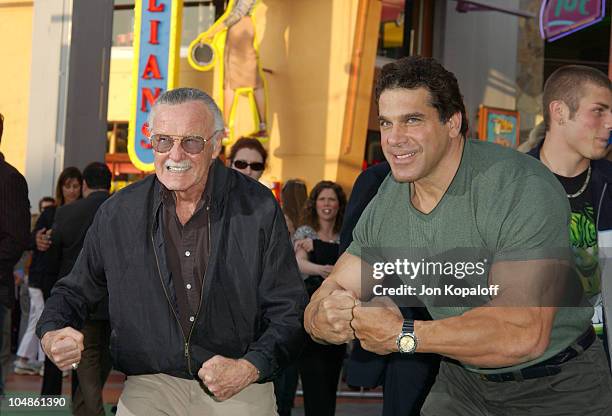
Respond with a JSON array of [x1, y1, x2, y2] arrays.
[[32, 167, 82, 395], [228, 136, 267, 181], [293, 181, 347, 416]]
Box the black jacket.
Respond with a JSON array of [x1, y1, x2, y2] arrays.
[[37, 161, 307, 381], [45, 191, 110, 320], [28, 206, 56, 290], [0, 152, 30, 307]]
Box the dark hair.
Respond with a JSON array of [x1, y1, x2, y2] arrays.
[[543, 65, 611, 131], [83, 162, 112, 190], [300, 181, 347, 235], [0, 113, 3, 141], [55, 167, 82, 206], [375, 56, 468, 137], [281, 179, 308, 231], [228, 137, 268, 165], [38, 196, 55, 213]]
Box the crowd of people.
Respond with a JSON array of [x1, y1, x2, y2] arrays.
[[0, 55, 610, 416]]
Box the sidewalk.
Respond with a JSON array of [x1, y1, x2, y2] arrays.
[[3, 370, 383, 416]]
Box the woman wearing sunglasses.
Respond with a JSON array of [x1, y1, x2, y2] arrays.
[[227, 137, 267, 181]]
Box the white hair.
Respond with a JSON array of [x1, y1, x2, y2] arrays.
[[148, 88, 225, 144]]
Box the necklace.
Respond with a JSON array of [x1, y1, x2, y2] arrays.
[[566, 165, 591, 199]]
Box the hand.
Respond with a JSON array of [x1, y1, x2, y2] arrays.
[[36, 228, 52, 252], [198, 356, 259, 401], [318, 264, 334, 279], [294, 238, 314, 253], [352, 296, 403, 355], [308, 289, 356, 344], [41, 327, 84, 371]]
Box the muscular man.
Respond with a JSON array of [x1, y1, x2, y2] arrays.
[[305, 57, 612, 415]]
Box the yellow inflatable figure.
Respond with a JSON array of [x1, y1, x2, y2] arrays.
[[188, 0, 268, 145]]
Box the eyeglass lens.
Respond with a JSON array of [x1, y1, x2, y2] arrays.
[[151, 135, 206, 154], [233, 160, 265, 171]]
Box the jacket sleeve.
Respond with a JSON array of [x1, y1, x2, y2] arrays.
[[0, 171, 30, 266], [36, 207, 108, 339], [242, 203, 308, 382]]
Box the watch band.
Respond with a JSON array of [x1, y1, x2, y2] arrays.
[[403, 319, 414, 334]]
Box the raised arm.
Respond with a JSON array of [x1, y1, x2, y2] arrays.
[[36, 208, 109, 370]]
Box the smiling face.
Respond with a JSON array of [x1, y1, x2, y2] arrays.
[[315, 187, 339, 224], [231, 147, 265, 180], [562, 83, 612, 161], [62, 178, 81, 205], [378, 87, 461, 184], [151, 101, 221, 198]]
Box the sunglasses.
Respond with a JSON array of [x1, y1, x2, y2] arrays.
[[233, 160, 265, 171], [150, 131, 220, 154]]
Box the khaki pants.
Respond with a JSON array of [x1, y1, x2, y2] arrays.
[[421, 338, 612, 416], [117, 373, 277, 416]]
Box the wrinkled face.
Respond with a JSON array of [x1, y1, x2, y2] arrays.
[[315, 188, 339, 223], [62, 178, 81, 205], [563, 83, 612, 160], [378, 88, 458, 183], [231, 147, 265, 180], [152, 101, 220, 194]]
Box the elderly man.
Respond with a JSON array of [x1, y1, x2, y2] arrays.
[[305, 57, 612, 415], [37, 88, 306, 415]]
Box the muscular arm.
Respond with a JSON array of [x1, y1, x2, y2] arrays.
[[310, 253, 560, 368], [414, 306, 555, 367], [413, 258, 565, 367]]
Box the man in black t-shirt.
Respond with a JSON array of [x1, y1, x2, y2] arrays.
[[528, 65, 612, 368]]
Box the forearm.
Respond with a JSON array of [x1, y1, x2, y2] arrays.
[[296, 257, 322, 276], [414, 306, 554, 367]]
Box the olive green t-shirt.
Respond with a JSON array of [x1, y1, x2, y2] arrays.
[[346, 139, 593, 374]]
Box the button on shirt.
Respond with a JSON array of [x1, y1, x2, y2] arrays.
[[161, 180, 211, 336]]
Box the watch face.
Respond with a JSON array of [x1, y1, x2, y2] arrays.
[[399, 335, 415, 353]]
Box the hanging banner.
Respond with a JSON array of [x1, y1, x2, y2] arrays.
[[128, 0, 183, 171], [539, 0, 605, 42]]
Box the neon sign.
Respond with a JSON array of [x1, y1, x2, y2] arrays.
[[128, 0, 183, 171], [540, 0, 605, 42]]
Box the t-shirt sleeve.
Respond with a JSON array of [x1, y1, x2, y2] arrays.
[[486, 173, 571, 261], [345, 197, 380, 264]]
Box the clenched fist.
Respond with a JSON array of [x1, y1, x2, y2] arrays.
[[198, 355, 259, 401], [352, 296, 403, 355], [41, 327, 84, 371], [306, 289, 357, 345]]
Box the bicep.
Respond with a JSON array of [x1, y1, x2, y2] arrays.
[[326, 252, 365, 298]]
